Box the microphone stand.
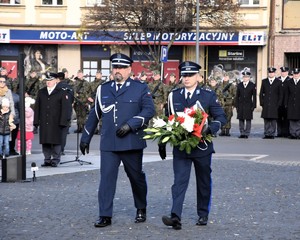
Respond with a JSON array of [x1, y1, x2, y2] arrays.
[[59, 82, 91, 165]]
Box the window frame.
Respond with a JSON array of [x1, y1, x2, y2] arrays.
[[41, 0, 63, 6], [0, 0, 20, 5], [86, 0, 104, 7], [239, 0, 260, 6]]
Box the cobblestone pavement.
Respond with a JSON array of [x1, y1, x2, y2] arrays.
[[1, 157, 299, 240], [1, 110, 300, 239]]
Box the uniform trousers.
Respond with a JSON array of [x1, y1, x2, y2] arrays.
[[289, 120, 300, 138], [239, 119, 252, 136], [171, 154, 212, 219], [263, 119, 277, 137], [99, 149, 147, 217], [42, 144, 61, 164]]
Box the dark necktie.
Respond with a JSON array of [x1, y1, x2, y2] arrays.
[[186, 92, 192, 105], [117, 83, 122, 91], [244, 83, 247, 88]]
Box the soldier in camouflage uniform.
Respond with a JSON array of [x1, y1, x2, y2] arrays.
[[25, 70, 41, 99], [87, 70, 106, 134], [208, 77, 224, 106], [219, 73, 236, 136], [147, 70, 167, 117], [62, 68, 75, 86], [1, 67, 19, 94], [73, 70, 91, 133], [197, 73, 206, 88]]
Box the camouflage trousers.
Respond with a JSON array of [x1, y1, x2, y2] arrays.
[[222, 105, 233, 130]]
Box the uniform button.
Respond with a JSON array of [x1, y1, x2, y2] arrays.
[[115, 101, 118, 104], [115, 124, 118, 127]]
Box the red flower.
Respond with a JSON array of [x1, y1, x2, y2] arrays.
[[177, 116, 185, 124], [192, 123, 202, 138], [168, 115, 175, 121]]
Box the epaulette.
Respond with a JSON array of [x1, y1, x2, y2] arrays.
[[201, 87, 212, 92], [102, 81, 111, 85], [172, 87, 182, 92]]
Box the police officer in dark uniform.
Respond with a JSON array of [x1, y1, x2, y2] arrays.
[[259, 67, 283, 139], [80, 53, 155, 228], [161, 61, 226, 230]]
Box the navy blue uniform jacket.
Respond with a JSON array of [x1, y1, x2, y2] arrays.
[[81, 78, 155, 151], [168, 87, 226, 158]]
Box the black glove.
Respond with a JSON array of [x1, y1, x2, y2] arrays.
[[158, 143, 166, 160], [80, 142, 89, 155], [116, 123, 131, 138]]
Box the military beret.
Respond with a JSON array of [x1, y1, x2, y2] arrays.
[[178, 61, 201, 76], [45, 72, 58, 81], [280, 67, 289, 72], [293, 68, 300, 74], [110, 53, 133, 68], [62, 68, 68, 73], [268, 67, 276, 73]]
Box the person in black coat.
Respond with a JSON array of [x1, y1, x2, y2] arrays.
[[285, 68, 300, 139], [259, 67, 283, 139], [34, 72, 70, 167], [235, 69, 256, 138], [277, 67, 291, 137]]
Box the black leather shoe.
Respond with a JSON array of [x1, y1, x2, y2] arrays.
[[244, 135, 248, 139], [196, 216, 208, 226], [41, 162, 52, 167], [238, 135, 245, 138], [94, 217, 111, 228], [135, 209, 146, 223], [162, 214, 182, 230], [51, 162, 58, 167]]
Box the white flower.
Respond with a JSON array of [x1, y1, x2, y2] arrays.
[[181, 114, 195, 132], [153, 117, 167, 128]]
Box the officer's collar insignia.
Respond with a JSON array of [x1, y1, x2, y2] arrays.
[[126, 82, 130, 87], [196, 89, 200, 94], [180, 89, 184, 94], [111, 82, 114, 87]]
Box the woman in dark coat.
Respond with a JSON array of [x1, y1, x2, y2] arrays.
[[235, 69, 256, 138], [34, 72, 70, 167]]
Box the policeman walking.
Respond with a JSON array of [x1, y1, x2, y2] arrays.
[[80, 53, 155, 227], [161, 61, 226, 230]]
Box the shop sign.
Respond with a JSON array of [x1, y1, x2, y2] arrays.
[[238, 31, 266, 45], [0, 29, 9, 43], [218, 50, 245, 61]]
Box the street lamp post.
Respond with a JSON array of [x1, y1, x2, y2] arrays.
[[196, 0, 200, 64]]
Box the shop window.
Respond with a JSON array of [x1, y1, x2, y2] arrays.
[[0, 0, 20, 4], [42, 0, 63, 5], [82, 59, 110, 82], [86, 0, 104, 6], [239, 0, 260, 6], [283, 0, 300, 29]]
